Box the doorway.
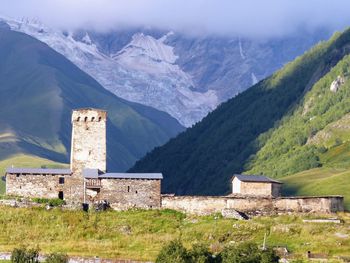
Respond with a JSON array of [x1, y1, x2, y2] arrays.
[[58, 191, 64, 200]]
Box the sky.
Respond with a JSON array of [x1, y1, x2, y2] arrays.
[[1, 0, 350, 38]]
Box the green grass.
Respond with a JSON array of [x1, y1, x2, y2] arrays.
[[281, 167, 350, 210], [0, 207, 349, 261], [0, 154, 68, 194]]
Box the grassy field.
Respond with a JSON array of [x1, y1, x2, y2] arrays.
[[0, 154, 68, 194], [0, 206, 349, 261], [282, 168, 350, 210]]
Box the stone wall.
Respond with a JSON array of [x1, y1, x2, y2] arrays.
[[161, 195, 344, 215], [87, 179, 162, 209], [6, 173, 67, 199]]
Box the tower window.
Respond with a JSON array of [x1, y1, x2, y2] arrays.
[[127, 186, 130, 192], [98, 117, 102, 122], [91, 117, 95, 121], [59, 177, 65, 184], [77, 117, 81, 122], [84, 117, 88, 122]]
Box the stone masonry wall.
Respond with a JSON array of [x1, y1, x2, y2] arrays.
[[239, 181, 272, 196], [162, 195, 344, 215], [70, 109, 107, 174], [87, 179, 162, 209], [69, 108, 107, 203], [6, 173, 67, 199]]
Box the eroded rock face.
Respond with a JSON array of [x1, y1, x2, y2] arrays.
[[330, 75, 345, 92]]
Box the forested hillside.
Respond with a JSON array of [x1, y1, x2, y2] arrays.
[[131, 29, 350, 197]]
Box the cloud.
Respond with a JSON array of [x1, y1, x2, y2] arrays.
[[1, 0, 350, 37]]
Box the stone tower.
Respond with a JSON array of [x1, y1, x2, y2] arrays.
[[70, 108, 107, 174]]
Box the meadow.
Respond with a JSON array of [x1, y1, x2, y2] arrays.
[[0, 206, 349, 261]]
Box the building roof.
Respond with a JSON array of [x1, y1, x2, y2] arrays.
[[6, 168, 71, 175], [73, 108, 106, 112], [83, 169, 100, 178], [101, 173, 163, 179], [83, 169, 163, 180], [232, 174, 282, 184]]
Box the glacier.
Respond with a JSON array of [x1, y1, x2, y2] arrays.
[[3, 17, 218, 127]]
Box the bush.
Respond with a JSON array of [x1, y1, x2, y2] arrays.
[[31, 198, 65, 207], [48, 198, 65, 207], [11, 247, 39, 263], [220, 242, 279, 263], [45, 253, 68, 263], [32, 197, 49, 204], [189, 244, 215, 263], [156, 240, 190, 263]]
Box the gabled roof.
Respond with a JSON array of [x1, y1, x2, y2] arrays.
[[83, 169, 163, 180], [232, 174, 282, 184], [6, 168, 71, 175]]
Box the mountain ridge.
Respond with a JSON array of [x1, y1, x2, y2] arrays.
[[1, 16, 331, 126], [130, 29, 350, 198]]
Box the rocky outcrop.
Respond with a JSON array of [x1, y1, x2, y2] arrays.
[[330, 75, 345, 92]]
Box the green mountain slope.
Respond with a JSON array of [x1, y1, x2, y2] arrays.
[[131, 29, 350, 197], [0, 27, 184, 175]]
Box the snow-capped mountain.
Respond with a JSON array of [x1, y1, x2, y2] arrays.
[[1, 16, 332, 126]]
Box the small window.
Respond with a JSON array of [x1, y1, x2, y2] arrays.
[[59, 177, 65, 184], [135, 190, 138, 194], [84, 117, 88, 122], [127, 186, 130, 192], [77, 117, 81, 121], [98, 117, 102, 122], [91, 117, 95, 121], [58, 191, 64, 200], [16, 174, 20, 177]]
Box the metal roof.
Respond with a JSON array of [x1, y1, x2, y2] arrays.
[[232, 174, 282, 184], [83, 169, 100, 178], [6, 168, 71, 175], [101, 173, 163, 179], [82, 169, 163, 180]]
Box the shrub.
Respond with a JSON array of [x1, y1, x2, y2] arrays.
[[45, 253, 68, 263], [32, 197, 50, 204], [11, 247, 39, 263], [48, 198, 65, 207], [31, 198, 65, 207], [189, 244, 215, 263], [220, 242, 279, 263], [156, 240, 190, 263]]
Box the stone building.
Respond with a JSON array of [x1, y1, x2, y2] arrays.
[[5, 108, 162, 209], [231, 174, 282, 197]]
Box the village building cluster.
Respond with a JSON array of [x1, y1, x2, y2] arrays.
[[5, 108, 344, 214]]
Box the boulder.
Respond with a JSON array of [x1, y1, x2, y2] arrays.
[[221, 208, 248, 220]]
